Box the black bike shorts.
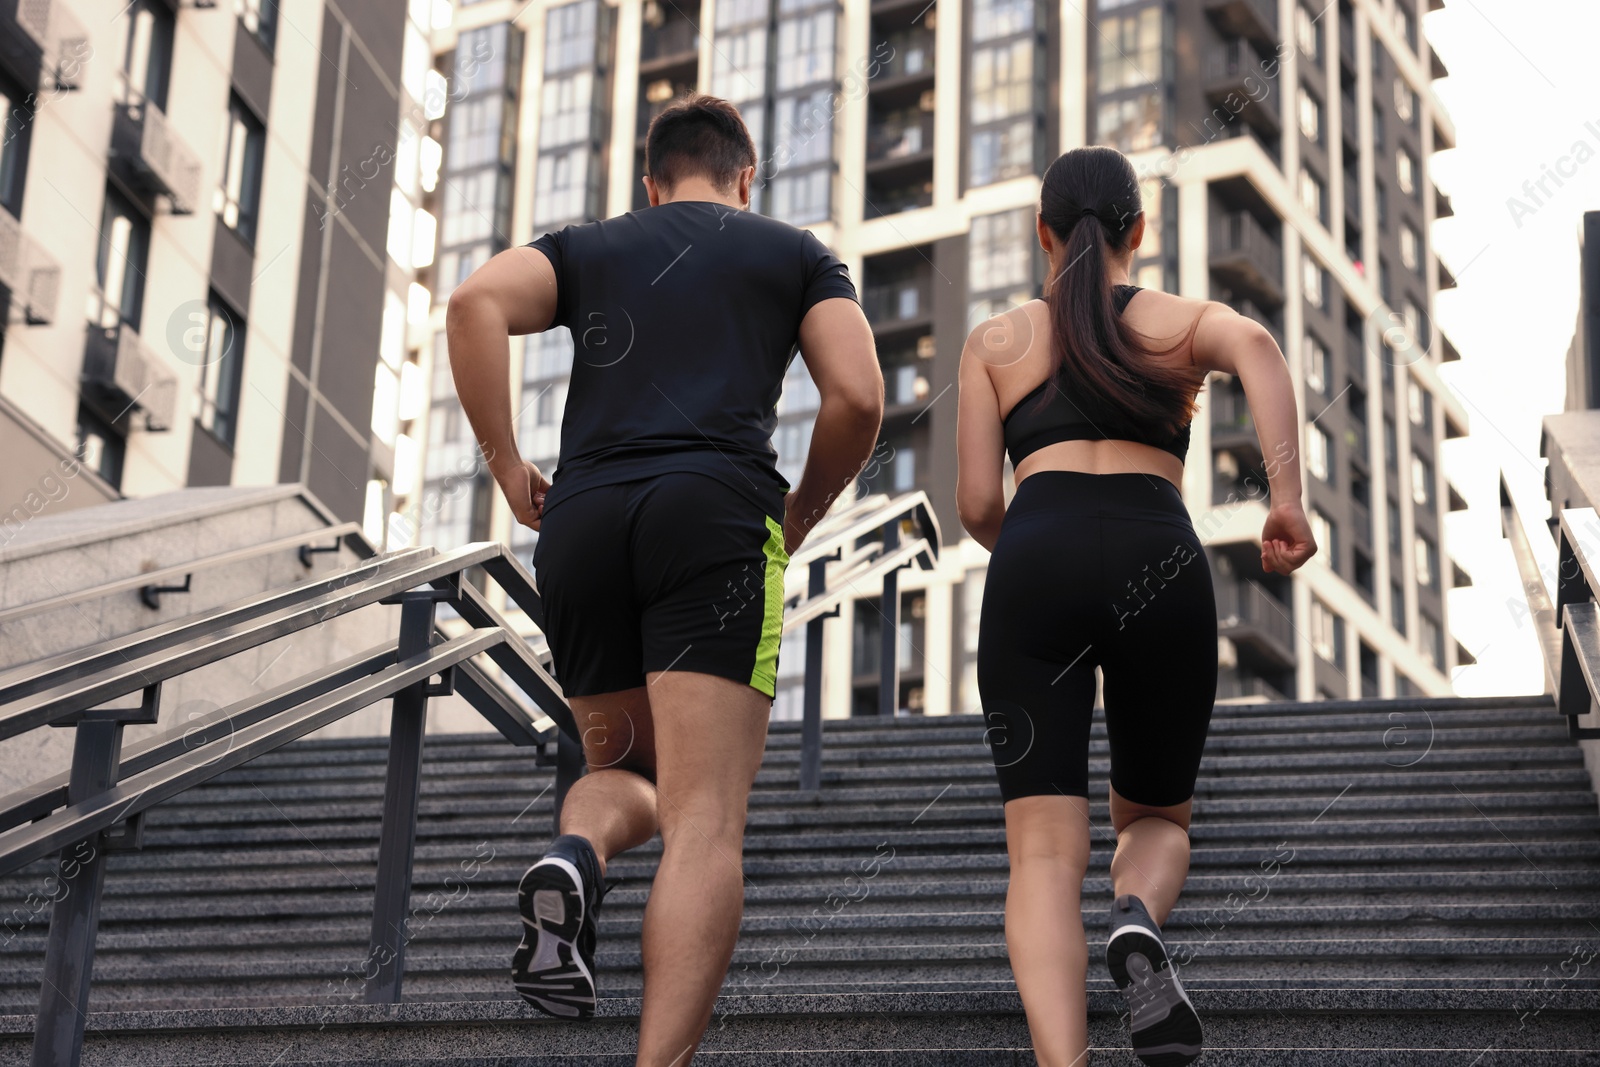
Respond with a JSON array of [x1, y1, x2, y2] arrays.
[[978, 471, 1217, 807], [531, 471, 790, 698]]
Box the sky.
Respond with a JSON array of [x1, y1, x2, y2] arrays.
[[1427, 0, 1600, 695]]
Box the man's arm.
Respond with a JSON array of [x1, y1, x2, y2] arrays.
[[445, 246, 560, 530], [786, 297, 884, 554]]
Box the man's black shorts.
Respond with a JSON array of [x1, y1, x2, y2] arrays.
[[531, 472, 790, 698]]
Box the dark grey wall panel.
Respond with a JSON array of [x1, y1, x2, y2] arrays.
[[230, 18, 273, 121], [186, 422, 234, 487], [306, 396, 369, 520], [209, 216, 255, 319], [319, 220, 382, 434]]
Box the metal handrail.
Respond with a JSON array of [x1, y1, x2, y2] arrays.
[[782, 490, 943, 789], [0, 521, 374, 626], [1499, 471, 1600, 741], [0, 540, 578, 1066]]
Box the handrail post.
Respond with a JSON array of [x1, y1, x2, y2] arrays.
[[364, 587, 454, 1004], [799, 551, 839, 792], [31, 687, 158, 1067], [878, 518, 901, 717]]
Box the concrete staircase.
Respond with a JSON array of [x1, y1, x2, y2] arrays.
[[1, 696, 1598, 1063]]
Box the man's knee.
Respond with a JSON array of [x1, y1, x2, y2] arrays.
[[658, 794, 749, 849]]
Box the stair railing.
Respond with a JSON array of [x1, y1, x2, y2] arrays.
[[1499, 472, 1600, 741], [782, 490, 941, 790], [0, 541, 579, 1067]]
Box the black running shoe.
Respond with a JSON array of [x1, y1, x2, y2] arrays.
[[1106, 894, 1202, 1066], [512, 834, 605, 1019]]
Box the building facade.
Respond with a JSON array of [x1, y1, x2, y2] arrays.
[[403, 0, 1470, 715], [0, 0, 430, 537]]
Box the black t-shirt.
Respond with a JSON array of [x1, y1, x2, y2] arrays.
[[527, 201, 858, 520]]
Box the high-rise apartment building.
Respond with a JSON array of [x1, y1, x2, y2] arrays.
[[404, 0, 1470, 716], [0, 0, 432, 535]]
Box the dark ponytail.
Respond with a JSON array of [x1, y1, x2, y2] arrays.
[[1037, 147, 1196, 439]]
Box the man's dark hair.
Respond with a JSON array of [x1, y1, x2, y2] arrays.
[[645, 93, 757, 192]]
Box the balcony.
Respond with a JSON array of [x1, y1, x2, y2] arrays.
[[638, 17, 698, 73], [1339, 11, 1356, 72], [110, 98, 201, 215], [0, 0, 87, 92], [1435, 185, 1454, 219], [1210, 382, 1259, 458], [1345, 420, 1370, 470], [1209, 208, 1283, 306], [82, 322, 178, 431], [874, 27, 936, 90], [1203, 40, 1280, 137], [863, 179, 933, 219], [0, 205, 58, 325], [867, 111, 933, 179], [1343, 168, 1360, 227], [1216, 576, 1296, 667], [1351, 498, 1372, 546], [1203, 0, 1277, 48], [862, 278, 932, 335]]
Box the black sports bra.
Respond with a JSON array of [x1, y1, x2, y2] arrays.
[[1001, 285, 1193, 466]]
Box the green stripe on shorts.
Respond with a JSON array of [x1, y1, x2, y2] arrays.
[[750, 515, 789, 697]]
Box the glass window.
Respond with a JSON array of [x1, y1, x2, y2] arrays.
[[970, 119, 1036, 187], [972, 38, 1035, 124], [1298, 86, 1321, 144], [969, 208, 1034, 293], [1299, 167, 1324, 224], [215, 95, 265, 242], [1097, 91, 1161, 152], [773, 90, 835, 168], [711, 25, 768, 103], [1311, 598, 1342, 664], [451, 94, 507, 167], [0, 77, 33, 215], [539, 74, 593, 150], [1418, 612, 1443, 669], [76, 405, 125, 489], [776, 10, 835, 91], [545, 0, 598, 74], [1304, 333, 1327, 393], [1310, 508, 1334, 568], [718, 0, 771, 29], [769, 167, 830, 225], [1308, 424, 1332, 482], [442, 167, 503, 244], [1414, 535, 1437, 589], [1411, 453, 1433, 508], [532, 147, 589, 228], [1408, 384, 1433, 431], [1097, 6, 1160, 90], [235, 0, 277, 50], [1295, 4, 1320, 63], [455, 23, 510, 94], [1396, 148, 1417, 196], [1400, 223, 1420, 273], [117, 1, 175, 109], [1394, 78, 1416, 124], [93, 186, 151, 331], [1302, 253, 1325, 309], [972, 0, 1034, 43], [195, 294, 245, 446]]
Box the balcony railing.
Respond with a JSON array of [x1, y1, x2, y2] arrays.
[[1209, 208, 1283, 305], [1216, 577, 1295, 664], [1202, 40, 1280, 136], [862, 280, 931, 327], [81, 321, 178, 431], [1203, 0, 1277, 45], [0, 0, 87, 91], [876, 29, 935, 81], [0, 206, 60, 325], [110, 98, 202, 215], [1210, 383, 1255, 444], [639, 18, 698, 65], [1351, 498, 1372, 547], [867, 112, 933, 164]]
